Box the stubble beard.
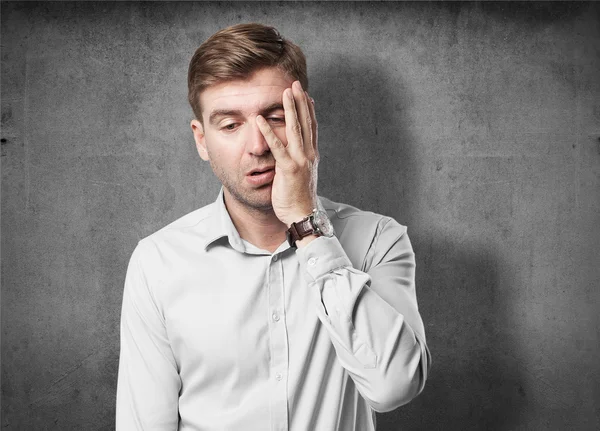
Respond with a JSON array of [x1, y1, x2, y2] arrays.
[[210, 160, 274, 214]]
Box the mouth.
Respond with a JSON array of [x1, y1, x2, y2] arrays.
[[246, 166, 276, 186], [248, 166, 275, 176]]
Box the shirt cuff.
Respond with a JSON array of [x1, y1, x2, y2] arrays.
[[296, 236, 352, 283]]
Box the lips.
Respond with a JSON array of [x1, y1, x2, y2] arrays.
[[246, 166, 275, 186], [248, 166, 275, 176]]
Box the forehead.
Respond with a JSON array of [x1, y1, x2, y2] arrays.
[[200, 68, 294, 115]]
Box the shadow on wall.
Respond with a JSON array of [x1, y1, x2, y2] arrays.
[[311, 55, 526, 430], [309, 53, 413, 220], [386, 240, 527, 431]]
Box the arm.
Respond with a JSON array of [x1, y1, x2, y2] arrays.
[[116, 241, 181, 430], [256, 81, 429, 412], [296, 219, 430, 412]]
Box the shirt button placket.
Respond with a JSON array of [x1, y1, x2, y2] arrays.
[[268, 254, 289, 431]]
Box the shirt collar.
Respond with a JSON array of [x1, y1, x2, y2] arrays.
[[202, 188, 294, 255], [202, 188, 246, 252]]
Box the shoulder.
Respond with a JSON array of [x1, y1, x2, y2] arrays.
[[124, 201, 225, 309], [319, 196, 407, 236], [318, 196, 410, 271], [135, 201, 219, 259], [155, 200, 218, 235]]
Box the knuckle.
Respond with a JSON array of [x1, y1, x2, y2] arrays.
[[289, 164, 301, 174], [290, 123, 302, 136], [265, 126, 275, 136], [305, 119, 313, 132], [297, 159, 309, 170]]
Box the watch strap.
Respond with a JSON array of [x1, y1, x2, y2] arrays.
[[287, 212, 318, 248]]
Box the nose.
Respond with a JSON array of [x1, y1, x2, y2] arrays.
[[246, 120, 270, 156]]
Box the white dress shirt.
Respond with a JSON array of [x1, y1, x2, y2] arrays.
[[116, 191, 430, 430]]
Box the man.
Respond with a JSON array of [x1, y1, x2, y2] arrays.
[[117, 23, 430, 430]]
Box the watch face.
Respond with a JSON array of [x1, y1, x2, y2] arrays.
[[312, 210, 334, 237]]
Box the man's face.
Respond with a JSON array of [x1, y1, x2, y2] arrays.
[[191, 68, 294, 211]]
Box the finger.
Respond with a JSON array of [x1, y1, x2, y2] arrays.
[[283, 87, 304, 160], [306, 93, 319, 160], [292, 82, 312, 156], [256, 115, 292, 165]]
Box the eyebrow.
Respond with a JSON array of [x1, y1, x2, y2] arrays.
[[208, 103, 285, 126]]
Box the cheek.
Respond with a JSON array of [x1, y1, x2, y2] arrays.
[[205, 134, 243, 167]]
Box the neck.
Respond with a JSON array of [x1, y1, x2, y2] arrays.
[[223, 191, 287, 253]]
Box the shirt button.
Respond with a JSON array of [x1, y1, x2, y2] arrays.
[[272, 312, 280, 322], [308, 257, 317, 266], [275, 373, 283, 381], [272, 254, 278, 262]]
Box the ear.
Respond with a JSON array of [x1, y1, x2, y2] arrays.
[[191, 119, 209, 161]]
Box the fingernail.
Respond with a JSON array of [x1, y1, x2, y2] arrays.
[[287, 89, 294, 100], [256, 115, 265, 124]]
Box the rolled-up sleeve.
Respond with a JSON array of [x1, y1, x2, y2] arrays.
[[297, 218, 430, 412], [116, 241, 181, 430]]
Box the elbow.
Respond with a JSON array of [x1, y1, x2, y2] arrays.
[[365, 341, 430, 413], [366, 366, 425, 413]]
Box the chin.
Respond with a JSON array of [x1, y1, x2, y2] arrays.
[[229, 186, 273, 211], [248, 195, 274, 211]]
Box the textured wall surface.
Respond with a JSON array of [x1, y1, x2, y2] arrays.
[[2, 2, 599, 430]]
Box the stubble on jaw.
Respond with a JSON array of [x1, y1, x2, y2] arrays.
[[208, 158, 275, 214]]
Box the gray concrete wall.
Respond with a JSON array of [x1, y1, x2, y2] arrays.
[[2, 2, 599, 430]]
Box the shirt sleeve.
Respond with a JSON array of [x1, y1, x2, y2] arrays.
[[116, 241, 181, 430], [296, 217, 431, 413]]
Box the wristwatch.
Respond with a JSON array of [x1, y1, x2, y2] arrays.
[[286, 209, 335, 248]]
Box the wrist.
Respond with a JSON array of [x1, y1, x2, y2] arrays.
[[283, 207, 315, 228], [285, 207, 334, 249]]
